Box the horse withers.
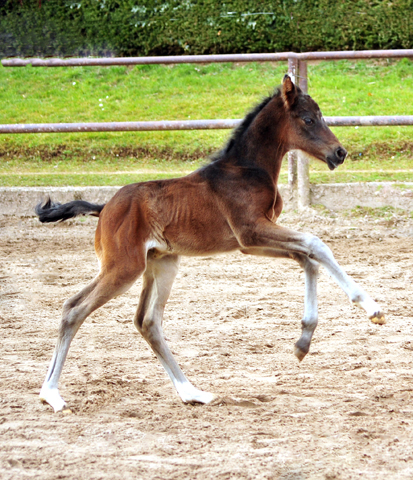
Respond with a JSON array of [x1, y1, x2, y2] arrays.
[[35, 75, 385, 413]]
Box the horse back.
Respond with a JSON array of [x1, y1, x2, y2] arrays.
[[96, 175, 240, 257]]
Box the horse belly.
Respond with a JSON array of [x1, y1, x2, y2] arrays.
[[163, 214, 240, 256]]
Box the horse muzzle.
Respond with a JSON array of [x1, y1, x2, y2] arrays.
[[327, 146, 347, 170]]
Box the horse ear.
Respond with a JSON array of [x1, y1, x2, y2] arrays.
[[282, 74, 297, 108]]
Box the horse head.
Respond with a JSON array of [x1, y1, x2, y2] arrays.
[[281, 75, 347, 170]]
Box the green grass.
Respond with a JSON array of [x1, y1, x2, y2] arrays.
[[0, 172, 180, 187], [1, 59, 412, 186], [313, 204, 413, 220], [346, 205, 413, 220]]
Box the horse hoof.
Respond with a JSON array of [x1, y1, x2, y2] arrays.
[[370, 312, 386, 325], [294, 345, 307, 362], [180, 386, 216, 405], [39, 387, 67, 413]]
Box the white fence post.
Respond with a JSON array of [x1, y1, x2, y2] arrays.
[[297, 60, 310, 209]]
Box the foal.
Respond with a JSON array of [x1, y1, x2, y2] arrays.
[[36, 75, 384, 412]]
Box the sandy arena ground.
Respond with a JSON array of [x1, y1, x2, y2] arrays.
[[1, 210, 413, 479]]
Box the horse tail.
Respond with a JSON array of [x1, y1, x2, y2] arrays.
[[35, 196, 105, 223]]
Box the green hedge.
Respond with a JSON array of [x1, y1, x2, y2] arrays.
[[1, 0, 412, 58]]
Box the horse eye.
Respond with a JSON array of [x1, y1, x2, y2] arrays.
[[304, 117, 314, 125]]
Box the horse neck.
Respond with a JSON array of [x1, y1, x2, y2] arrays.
[[241, 100, 288, 183]]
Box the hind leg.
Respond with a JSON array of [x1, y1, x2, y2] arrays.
[[134, 252, 215, 404], [40, 266, 143, 412]]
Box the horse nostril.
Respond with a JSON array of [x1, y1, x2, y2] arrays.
[[335, 147, 347, 163]]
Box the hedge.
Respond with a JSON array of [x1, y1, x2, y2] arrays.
[[1, 0, 412, 58]]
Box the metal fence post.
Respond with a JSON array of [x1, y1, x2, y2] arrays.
[[297, 60, 310, 209], [287, 56, 298, 190]]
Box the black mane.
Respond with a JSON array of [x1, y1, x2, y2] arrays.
[[210, 87, 282, 162]]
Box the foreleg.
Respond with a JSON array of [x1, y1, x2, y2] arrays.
[[292, 254, 319, 361], [303, 235, 384, 323], [238, 221, 385, 324], [242, 248, 320, 361]]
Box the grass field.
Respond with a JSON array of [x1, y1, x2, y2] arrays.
[[1, 59, 412, 186]]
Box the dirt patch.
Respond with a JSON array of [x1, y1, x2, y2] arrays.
[[1, 212, 413, 479]]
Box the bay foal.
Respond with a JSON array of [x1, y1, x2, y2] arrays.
[[36, 76, 384, 412]]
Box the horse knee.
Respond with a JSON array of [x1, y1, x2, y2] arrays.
[[62, 293, 84, 313], [141, 317, 157, 336], [307, 235, 331, 260], [137, 315, 163, 350], [59, 306, 85, 334], [133, 310, 146, 333], [134, 308, 154, 334]]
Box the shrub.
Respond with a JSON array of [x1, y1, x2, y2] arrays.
[[1, 0, 412, 58]]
